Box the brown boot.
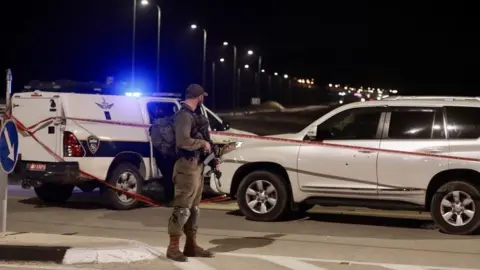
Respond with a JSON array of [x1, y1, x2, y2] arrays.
[[183, 231, 214, 258], [166, 235, 188, 262]]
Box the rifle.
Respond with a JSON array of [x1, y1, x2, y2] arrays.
[[195, 114, 222, 180]]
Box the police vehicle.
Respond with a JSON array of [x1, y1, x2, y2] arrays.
[[9, 80, 254, 210]]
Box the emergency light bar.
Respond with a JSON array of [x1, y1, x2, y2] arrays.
[[22, 80, 109, 93], [151, 92, 182, 98]]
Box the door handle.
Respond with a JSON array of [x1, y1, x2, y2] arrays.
[[358, 150, 374, 153]]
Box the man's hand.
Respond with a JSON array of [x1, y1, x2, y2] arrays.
[[201, 140, 212, 152], [213, 158, 221, 170]]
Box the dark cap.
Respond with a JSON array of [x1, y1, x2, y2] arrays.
[[185, 84, 208, 99]]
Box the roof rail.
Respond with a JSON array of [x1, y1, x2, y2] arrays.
[[151, 92, 182, 98], [382, 96, 480, 101]]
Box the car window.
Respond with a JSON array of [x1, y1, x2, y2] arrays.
[[147, 101, 178, 124], [387, 108, 437, 139], [315, 108, 383, 140], [445, 106, 480, 139]]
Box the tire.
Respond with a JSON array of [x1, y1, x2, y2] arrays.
[[34, 183, 74, 204], [237, 170, 290, 221], [104, 163, 144, 210], [431, 180, 480, 235]]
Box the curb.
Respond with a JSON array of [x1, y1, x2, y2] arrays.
[[0, 245, 70, 263], [62, 240, 161, 264], [0, 240, 161, 265]]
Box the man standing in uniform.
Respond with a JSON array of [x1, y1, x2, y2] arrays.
[[166, 84, 214, 262]]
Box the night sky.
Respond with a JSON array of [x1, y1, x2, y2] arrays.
[[0, 0, 477, 99]]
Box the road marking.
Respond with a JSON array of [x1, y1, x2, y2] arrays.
[[171, 258, 216, 270], [380, 265, 426, 270], [155, 247, 215, 270], [262, 256, 327, 270], [220, 251, 479, 270]]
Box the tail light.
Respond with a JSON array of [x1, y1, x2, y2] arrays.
[[63, 131, 85, 157]]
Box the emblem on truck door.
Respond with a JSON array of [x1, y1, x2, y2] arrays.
[[87, 135, 101, 155], [95, 97, 114, 110]]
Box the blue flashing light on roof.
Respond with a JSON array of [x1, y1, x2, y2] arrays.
[[125, 92, 142, 97]]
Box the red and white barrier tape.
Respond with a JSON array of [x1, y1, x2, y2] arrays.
[[8, 114, 480, 208], [8, 115, 229, 207], [63, 116, 480, 163]]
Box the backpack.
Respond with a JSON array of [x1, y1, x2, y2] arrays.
[[150, 107, 196, 158], [150, 115, 176, 158]]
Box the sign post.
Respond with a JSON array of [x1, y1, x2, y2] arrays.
[[0, 120, 19, 237], [1, 69, 15, 237]]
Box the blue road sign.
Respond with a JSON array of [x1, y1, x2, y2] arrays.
[[0, 120, 19, 174]]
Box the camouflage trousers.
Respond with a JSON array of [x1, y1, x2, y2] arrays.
[[167, 157, 204, 236]]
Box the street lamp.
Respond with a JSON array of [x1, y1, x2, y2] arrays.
[[244, 64, 249, 69], [284, 74, 289, 79], [219, 58, 225, 62], [247, 50, 254, 55], [274, 72, 278, 76], [131, 0, 162, 90], [261, 69, 265, 73], [139, 0, 162, 92], [190, 24, 207, 87], [223, 41, 238, 108]]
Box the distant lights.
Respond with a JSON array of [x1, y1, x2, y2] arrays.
[[244, 64, 249, 69], [261, 69, 265, 73], [274, 72, 278, 76], [190, 24, 197, 29], [247, 50, 254, 55], [219, 58, 225, 62], [283, 74, 289, 79], [223, 41, 228, 46]]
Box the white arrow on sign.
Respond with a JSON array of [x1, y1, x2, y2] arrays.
[[3, 129, 15, 161]]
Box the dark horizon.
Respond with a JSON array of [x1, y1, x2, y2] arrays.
[[0, 0, 477, 101]]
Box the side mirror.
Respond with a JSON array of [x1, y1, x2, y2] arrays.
[[306, 126, 317, 139]]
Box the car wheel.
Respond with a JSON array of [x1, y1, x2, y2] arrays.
[[431, 181, 480, 235], [237, 170, 290, 221], [34, 183, 74, 204], [104, 163, 144, 210]]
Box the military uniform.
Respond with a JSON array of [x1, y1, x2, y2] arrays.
[[166, 84, 214, 262]]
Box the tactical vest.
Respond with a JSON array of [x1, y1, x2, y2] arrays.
[[176, 107, 201, 160]]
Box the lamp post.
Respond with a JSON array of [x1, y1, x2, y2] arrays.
[[245, 50, 262, 97], [223, 41, 237, 108], [131, 0, 137, 88], [190, 24, 207, 87], [140, 0, 162, 92]]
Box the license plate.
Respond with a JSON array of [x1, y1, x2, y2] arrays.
[[27, 163, 46, 171]]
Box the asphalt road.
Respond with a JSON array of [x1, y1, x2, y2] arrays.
[[3, 188, 480, 270]]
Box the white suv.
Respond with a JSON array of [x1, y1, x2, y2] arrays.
[[215, 96, 480, 235]]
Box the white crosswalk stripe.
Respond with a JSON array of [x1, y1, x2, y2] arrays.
[[155, 247, 479, 270], [262, 256, 327, 270]]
